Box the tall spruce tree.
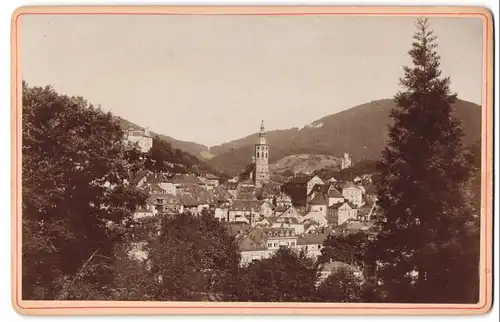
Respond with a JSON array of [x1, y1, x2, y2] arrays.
[[371, 18, 479, 303]]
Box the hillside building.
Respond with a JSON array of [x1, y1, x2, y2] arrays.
[[341, 152, 352, 170], [124, 127, 153, 153]]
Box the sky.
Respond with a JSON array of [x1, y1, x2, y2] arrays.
[[20, 14, 483, 147]]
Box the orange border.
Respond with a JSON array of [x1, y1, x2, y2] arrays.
[[11, 6, 494, 316]]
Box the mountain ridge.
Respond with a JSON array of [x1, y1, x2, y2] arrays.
[[206, 98, 482, 176]]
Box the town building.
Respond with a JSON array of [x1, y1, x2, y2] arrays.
[[341, 152, 352, 170], [327, 201, 358, 226], [254, 121, 270, 188], [308, 193, 328, 216], [124, 127, 153, 153], [342, 182, 364, 207], [307, 175, 324, 195]]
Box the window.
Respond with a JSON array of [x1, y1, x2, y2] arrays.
[[267, 243, 272, 247], [291, 242, 295, 246], [274, 243, 278, 247], [265, 153, 268, 158], [318, 245, 321, 249], [257, 152, 260, 158]]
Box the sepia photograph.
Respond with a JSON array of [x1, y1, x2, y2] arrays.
[[11, 6, 493, 315]]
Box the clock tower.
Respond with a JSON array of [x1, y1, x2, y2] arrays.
[[254, 120, 270, 188]]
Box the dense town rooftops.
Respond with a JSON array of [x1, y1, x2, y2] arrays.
[[260, 227, 296, 238], [327, 186, 344, 198], [309, 193, 328, 206], [343, 181, 363, 190], [230, 199, 263, 212], [297, 233, 329, 245]]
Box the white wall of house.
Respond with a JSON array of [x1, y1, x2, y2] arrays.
[[265, 236, 298, 250], [309, 204, 327, 216], [328, 197, 345, 206], [342, 188, 364, 207], [307, 176, 324, 195]]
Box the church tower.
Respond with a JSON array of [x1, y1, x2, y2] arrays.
[[254, 120, 270, 188]]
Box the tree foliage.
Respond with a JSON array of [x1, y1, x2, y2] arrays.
[[370, 18, 479, 303], [144, 213, 240, 301], [320, 232, 370, 268], [22, 82, 147, 300], [314, 266, 364, 302], [235, 247, 320, 302]]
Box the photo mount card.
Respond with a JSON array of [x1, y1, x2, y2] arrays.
[[11, 5, 494, 316]]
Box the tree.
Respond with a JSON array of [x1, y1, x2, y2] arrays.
[[315, 265, 364, 302], [22, 82, 147, 300], [146, 213, 240, 301], [236, 247, 320, 302], [370, 18, 478, 303], [319, 232, 369, 268]]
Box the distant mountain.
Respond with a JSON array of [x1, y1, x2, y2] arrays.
[[206, 99, 482, 176], [117, 117, 209, 158], [270, 154, 341, 175]]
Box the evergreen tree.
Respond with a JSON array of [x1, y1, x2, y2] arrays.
[[371, 18, 479, 303]]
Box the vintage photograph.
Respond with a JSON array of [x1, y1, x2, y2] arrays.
[[12, 6, 492, 314]]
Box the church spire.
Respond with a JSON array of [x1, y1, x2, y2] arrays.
[[260, 120, 265, 136]]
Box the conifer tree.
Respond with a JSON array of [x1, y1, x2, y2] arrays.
[[371, 18, 479, 303]]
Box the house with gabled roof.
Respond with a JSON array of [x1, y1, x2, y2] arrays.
[[177, 192, 199, 215], [296, 231, 329, 257], [308, 193, 328, 216], [303, 211, 329, 227], [327, 185, 345, 205], [327, 201, 358, 227], [228, 199, 263, 225], [342, 181, 364, 207], [279, 205, 304, 221]]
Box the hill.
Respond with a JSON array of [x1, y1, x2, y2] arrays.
[[207, 99, 482, 176], [270, 154, 341, 175], [117, 117, 209, 158], [116, 116, 227, 179]]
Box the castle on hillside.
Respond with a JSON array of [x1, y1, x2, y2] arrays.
[[124, 127, 153, 153], [341, 152, 352, 170]]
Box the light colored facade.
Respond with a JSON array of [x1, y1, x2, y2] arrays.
[[158, 182, 176, 195], [329, 202, 358, 226], [303, 211, 329, 227], [124, 127, 153, 153], [327, 185, 345, 206], [307, 176, 324, 195], [341, 152, 352, 170], [260, 201, 274, 217], [214, 206, 229, 221], [342, 182, 364, 207], [254, 121, 270, 188]]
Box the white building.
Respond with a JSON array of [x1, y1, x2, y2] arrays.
[[307, 175, 324, 195], [342, 182, 364, 207], [341, 153, 352, 170], [124, 127, 153, 153]]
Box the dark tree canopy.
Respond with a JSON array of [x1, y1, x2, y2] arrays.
[[371, 18, 479, 303], [144, 213, 240, 301], [320, 232, 370, 268], [314, 266, 364, 303], [22, 82, 147, 300], [235, 247, 320, 302]]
